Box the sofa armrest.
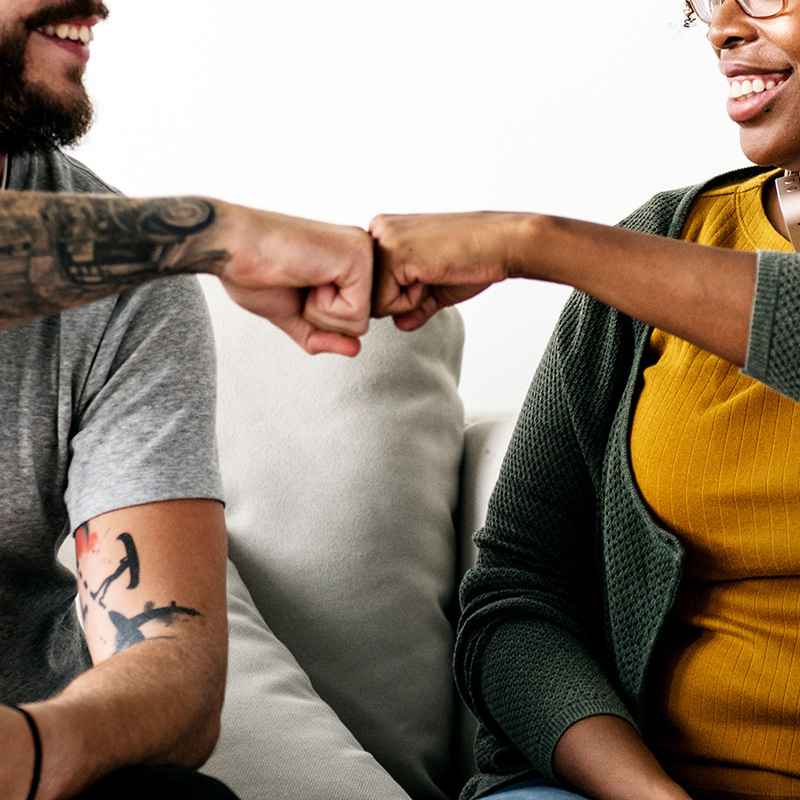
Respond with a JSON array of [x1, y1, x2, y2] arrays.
[[453, 413, 517, 784], [458, 415, 518, 577]]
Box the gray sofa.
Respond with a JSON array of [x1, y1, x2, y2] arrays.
[[193, 281, 518, 800]]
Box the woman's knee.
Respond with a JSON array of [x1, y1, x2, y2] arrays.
[[485, 778, 589, 800]]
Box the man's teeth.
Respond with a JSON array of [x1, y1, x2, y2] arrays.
[[728, 77, 779, 99], [39, 23, 93, 45]]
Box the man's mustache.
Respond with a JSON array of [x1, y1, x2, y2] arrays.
[[25, 0, 110, 30]]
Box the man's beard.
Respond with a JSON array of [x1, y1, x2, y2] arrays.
[[0, 0, 109, 156]]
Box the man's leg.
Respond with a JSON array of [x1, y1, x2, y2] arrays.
[[74, 765, 239, 799]]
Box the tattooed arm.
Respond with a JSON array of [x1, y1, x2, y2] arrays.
[[0, 192, 373, 356], [9, 499, 228, 800]]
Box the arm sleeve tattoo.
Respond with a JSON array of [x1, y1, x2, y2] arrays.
[[0, 193, 226, 321], [76, 524, 203, 655]]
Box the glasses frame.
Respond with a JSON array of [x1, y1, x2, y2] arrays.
[[688, 0, 788, 23]]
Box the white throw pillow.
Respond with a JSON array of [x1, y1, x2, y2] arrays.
[[202, 560, 411, 800], [201, 279, 465, 800]]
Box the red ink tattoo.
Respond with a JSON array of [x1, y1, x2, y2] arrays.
[[75, 523, 98, 560]]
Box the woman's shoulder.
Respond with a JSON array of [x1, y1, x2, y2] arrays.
[[618, 165, 774, 239]]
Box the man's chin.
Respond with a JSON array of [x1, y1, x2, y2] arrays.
[[27, 68, 90, 111], [0, 81, 94, 155]]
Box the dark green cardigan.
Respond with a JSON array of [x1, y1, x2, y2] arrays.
[[454, 166, 800, 800]]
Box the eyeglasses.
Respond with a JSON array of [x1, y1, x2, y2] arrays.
[[687, 0, 787, 23]]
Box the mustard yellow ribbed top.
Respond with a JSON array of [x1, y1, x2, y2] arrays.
[[630, 170, 800, 800]]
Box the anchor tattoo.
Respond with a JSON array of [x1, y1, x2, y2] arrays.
[[91, 532, 140, 609]]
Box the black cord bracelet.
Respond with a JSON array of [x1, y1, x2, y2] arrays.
[[9, 704, 42, 800]]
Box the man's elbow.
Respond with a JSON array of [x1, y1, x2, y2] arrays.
[[173, 688, 224, 769], [172, 654, 227, 769], [186, 712, 222, 768]]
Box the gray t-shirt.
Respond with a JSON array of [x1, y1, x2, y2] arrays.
[[1, 150, 223, 702]]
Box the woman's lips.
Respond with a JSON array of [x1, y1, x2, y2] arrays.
[[725, 72, 790, 124]]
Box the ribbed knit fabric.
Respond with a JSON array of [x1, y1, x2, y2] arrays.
[[454, 166, 800, 800], [631, 170, 800, 797]]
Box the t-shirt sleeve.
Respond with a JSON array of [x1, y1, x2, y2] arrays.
[[64, 275, 224, 529]]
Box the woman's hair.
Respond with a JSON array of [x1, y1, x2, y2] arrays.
[[684, 0, 697, 25]]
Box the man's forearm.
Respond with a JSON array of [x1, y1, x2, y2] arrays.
[[0, 192, 229, 325], [9, 500, 231, 800], [0, 191, 374, 356], [20, 635, 226, 800]]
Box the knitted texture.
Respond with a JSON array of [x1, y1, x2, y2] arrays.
[[746, 250, 800, 400], [454, 166, 800, 800]]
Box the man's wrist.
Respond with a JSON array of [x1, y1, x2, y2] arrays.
[[8, 706, 41, 800], [0, 704, 46, 800], [147, 196, 230, 280]]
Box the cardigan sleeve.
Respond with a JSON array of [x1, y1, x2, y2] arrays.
[[619, 172, 800, 404], [614, 171, 800, 402], [744, 249, 800, 402], [454, 291, 640, 782]]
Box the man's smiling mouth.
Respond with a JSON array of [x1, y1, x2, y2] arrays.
[[36, 23, 94, 46]]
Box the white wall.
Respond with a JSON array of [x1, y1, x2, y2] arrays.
[[72, 0, 746, 415]]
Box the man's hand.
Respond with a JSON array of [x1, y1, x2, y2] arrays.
[[209, 205, 373, 357], [370, 211, 523, 330]]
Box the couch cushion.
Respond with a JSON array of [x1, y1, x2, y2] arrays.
[[201, 279, 465, 800], [202, 560, 411, 800]]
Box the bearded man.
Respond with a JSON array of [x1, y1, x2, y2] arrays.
[[0, 2, 372, 799]]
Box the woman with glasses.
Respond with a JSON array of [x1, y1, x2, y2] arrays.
[[372, 2, 800, 800]]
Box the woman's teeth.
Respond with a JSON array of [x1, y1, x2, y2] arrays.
[[38, 24, 93, 45], [729, 77, 778, 100]]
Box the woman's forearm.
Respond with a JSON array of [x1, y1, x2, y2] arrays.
[[371, 210, 758, 367], [512, 214, 757, 367], [553, 715, 691, 800]]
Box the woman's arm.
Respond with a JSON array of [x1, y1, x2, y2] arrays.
[[454, 288, 643, 783], [553, 716, 691, 800], [370, 211, 756, 366]]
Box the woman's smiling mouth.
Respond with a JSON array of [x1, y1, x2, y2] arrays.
[[724, 69, 791, 123]]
